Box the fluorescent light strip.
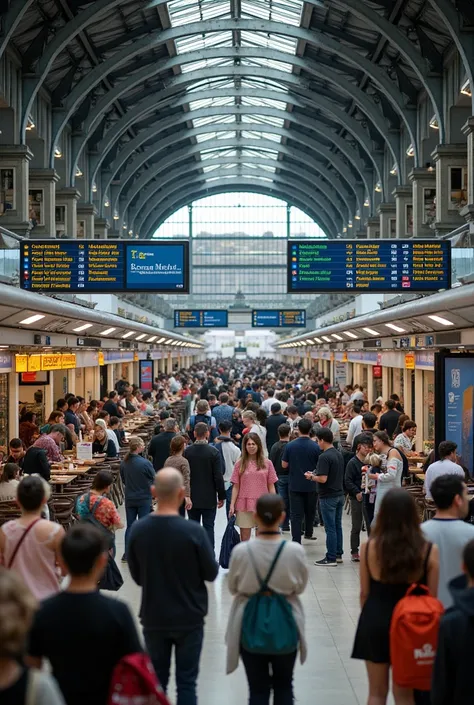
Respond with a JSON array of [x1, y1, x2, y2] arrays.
[[157, 337, 166, 343], [363, 327, 380, 336], [135, 334, 146, 340], [73, 323, 93, 332], [164, 339, 174, 344], [343, 331, 357, 339], [385, 323, 406, 333], [122, 331, 134, 338], [314, 337, 323, 344], [305, 339, 314, 344], [20, 314, 45, 325], [147, 336, 157, 343], [428, 315, 453, 326], [332, 334, 343, 341], [322, 336, 332, 343], [101, 327, 116, 336]]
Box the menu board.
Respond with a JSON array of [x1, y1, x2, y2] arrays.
[[20, 240, 189, 293], [174, 310, 228, 328], [288, 240, 451, 292], [252, 310, 306, 328]]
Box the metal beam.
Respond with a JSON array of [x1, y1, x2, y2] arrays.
[[140, 181, 336, 240], [129, 162, 344, 234], [0, 0, 34, 59], [133, 167, 339, 239], [48, 18, 418, 161], [107, 136, 355, 226], [112, 124, 365, 216]]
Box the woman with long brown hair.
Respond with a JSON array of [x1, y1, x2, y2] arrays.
[[352, 488, 439, 705], [229, 433, 278, 541]]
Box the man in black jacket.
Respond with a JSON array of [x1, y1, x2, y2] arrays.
[[265, 403, 287, 454], [184, 422, 226, 550], [148, 418, 178, 471], [432, 539, 474, 705], [378, 399, 401, 438], [345, 435, 374, 560]]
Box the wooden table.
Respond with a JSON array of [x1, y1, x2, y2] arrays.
[[51, 466, 90, 475], [50, 475, 78, 493], [415, 473, 426, 482]]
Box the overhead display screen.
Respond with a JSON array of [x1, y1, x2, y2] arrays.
[[20, 240, 189, 293], [288, 240, 451, 293], [174, 310, 228, 328], [252, 310, 306, 328]]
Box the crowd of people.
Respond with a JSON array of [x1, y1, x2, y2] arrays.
[[0, 358, 473, 705]]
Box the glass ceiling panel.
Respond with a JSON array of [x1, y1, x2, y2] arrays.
[[241, 0, 303, 26], [239, 30, 297, 54], [240, 77, 288, 92], [181, 57, 234, 73], [193, 115, 236, 127], [175, 31, 232, 54], [200, 148, 239, 159], [242, 148, 279, 159], [186, 77, 235, 92], [189, 96, 235, 110], [241, 130, 281, 142], [202, 164, 222, 172], [241, 57, 293, 73], [243, 162, 276, 172], [168, 0, 231, 26], [241, 114, 285, 127], [196, 130, 236, 143]]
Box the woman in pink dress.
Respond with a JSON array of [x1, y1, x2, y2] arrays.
[[229, 433, 278, 541]]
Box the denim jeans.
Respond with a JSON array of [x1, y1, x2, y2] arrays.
[[145, 626, 204, 705], [240, 647, 297, 705], [125, 502, 152, 554], [319, 495, 344, 561], [276, 475, 290, 530], [350, 496, 363, 555], [188, 507, 217, 550], [289, 491, 317, 543], [225, 485, 233, 520]]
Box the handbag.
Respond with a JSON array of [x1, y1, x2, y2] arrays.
[[99, 552, 124, 591], [219, 516, 240, 569]]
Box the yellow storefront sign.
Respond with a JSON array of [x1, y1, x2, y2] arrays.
[[405, 353, 415, 370], [41, 353, 63, 371], [15, 354, 28, 373], [61, 353, 76, 369], [342, 352, 348, 362], [28, 354, 41, 372], [98, 351, 105, 366], [133, 352, 139, 362]]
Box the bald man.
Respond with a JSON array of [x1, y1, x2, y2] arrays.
[[128, 468, 218, 705]]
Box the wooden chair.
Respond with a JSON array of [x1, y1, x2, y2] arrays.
[[48, 495, 76, 530], [0, 501, 21, 526]]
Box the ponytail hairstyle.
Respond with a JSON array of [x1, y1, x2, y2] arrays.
[[256, 494, 284, 527]]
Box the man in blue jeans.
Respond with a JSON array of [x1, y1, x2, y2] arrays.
[[305, 427, 345, 566], [128, 468, 218, 705], [269, 423, 291, 531]]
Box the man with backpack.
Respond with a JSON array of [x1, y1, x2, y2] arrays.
[[28, 524, 142, 705], [186, 400, 218, 442]]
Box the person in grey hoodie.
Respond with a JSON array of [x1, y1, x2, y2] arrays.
[[212, 420, 241, 517]]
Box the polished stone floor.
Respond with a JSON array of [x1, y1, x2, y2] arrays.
[[112, 506, 381, 705]]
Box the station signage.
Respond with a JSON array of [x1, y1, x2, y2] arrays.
[[20, 240, 189, 294], [405, 353, 415, 369], [252, 310, 306, 328], [288, 240, 451, 293], [15, 353, 77, 372], [174, 310, 228, 328]]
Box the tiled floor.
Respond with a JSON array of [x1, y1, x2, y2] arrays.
[[113, 507, 379, 705]]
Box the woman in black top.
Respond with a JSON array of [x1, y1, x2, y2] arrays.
[[92, 424, 117, 458], [352, 489, 439, 704]]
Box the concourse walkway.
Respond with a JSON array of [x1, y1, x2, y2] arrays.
[[115, 508, 372, 705]]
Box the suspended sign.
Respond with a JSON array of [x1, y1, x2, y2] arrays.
[[15, 355, 28, 373]]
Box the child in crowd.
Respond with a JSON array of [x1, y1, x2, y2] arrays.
[[0, 463, 20, 502], [362, 452, 382, 532]]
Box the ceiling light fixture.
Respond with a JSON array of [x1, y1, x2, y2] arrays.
[[332, 334, 343, 341], [364, 198, 370, 207], [406, 144, 415, 157], [428, 314, 454, 326], [92, 183, 97, 193], [313, 337, 323, 343], [363, 327, 380, 336], [20, 314, 45, 325], [375, 182, 382, 192], [157, 337, 166, 343], [101, 327, 116, 335], [343, 331, 357, 339], [461, 79, 472, 97], [385, 323, 406, 333], [390, 165, 397, 175], [135, 334, 146, 340], [73, 323, 93, 332], [429, 116, 439, 130], [75, 167, 83, 178], [104, 198, 110, 208], [122, 331, 134, 338], [322, 336, 332, 343], [26, 117, 35, 130]]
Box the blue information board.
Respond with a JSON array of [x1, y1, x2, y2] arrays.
[[20, 240, 189, 293], [252, 310, 306, 328], [288, 240, 451, 293], [174, 310, 228, 328], [444, 357, 474, 476]]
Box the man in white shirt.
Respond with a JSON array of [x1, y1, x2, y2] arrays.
[[261, 388, 277, 414], [286, 405, 302, 431], [350, 386, 365, 402], [424, 441, 465, 500], [212, 420, 241, 517], [346, 401, 364, 445]]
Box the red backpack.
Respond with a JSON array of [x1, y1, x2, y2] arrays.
[[390, 583, 444, 691], [108, 653, 171, 705]]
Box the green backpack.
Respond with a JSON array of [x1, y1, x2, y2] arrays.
[[241, 542, 299, 656]]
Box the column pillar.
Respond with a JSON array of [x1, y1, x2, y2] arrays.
[[431, 144, 467, 235], [8, 372, 19, 439], [55, 188, 81, 238], [44, 379, 54, 420], [382, 366, 390, 401], [393, 185, 413, 238], [403, 369, 412, 422], [366, 364, 374, 405], [106, 364, 114, 393], [461, 117, 474, 223], [409, 167, 436, 237], [92, 365, 100, 399], [366, 216, 380, 239], [77, 203, 97, 239], [166, 353, 173, 375], [0, 145, 33, 236], [28, 169, 59, 238], [414, 369, 424, 451], [159, 356, 166, 373], [94, 217, 110, 240], [132, 361, 139, 385], [67, 369, 76, 395], [377, 202, 397, 239]]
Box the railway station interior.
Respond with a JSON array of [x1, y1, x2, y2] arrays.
[[2, 1, 474, 704]]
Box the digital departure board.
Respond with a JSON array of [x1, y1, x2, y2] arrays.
[[252, 310, 306, 328], [174, 310, 228, 328], [20, 240, 189, 293], [288, 240, 451, 293]]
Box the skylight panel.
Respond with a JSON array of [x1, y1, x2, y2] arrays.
[[243, 162, 276, 173], [242, 148, 279, 159], [240, 174, 274, 182], [240, 30, 297, 54], [200, 148, 238, 159], [202, 164, 222, 173], [241, 114, 285, 128], [189, 96, 235, 110], [196, 130, 236, 143], [240, 96, 287, 110], [193, 115, 235, 127], [186, 78, 235, 92], [181, 58, 233, 74], [240, 77, 287, 92], [241, 57, 293, 73], [175, 31, 232, 54], [241, 130, 281, 142], [241, 0, 303, 26], [168, 0, 230, 26]]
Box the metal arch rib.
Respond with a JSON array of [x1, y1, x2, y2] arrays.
[[128, 154, 348, 228], [113, 129, 362, 219], [131, 167, 339, 238], [107, 108, 371, 210], [77, 46, 398, 184], [0, 0, 35, 59], [49, 18, 417, 162], [128, 162, 344, 234], [139, 179, 337, 240], [110, 137, 354, 227]]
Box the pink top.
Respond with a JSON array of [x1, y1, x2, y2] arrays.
[[230, 459, 278, 512], [2, 519, 62, 600]]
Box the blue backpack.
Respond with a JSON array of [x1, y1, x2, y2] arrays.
[[241, 542, 299, 655]]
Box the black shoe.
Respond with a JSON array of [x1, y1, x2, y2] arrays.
[[281, 527, 290, 532], [314, 558, 337, 567], [336, 555, 343, 564], [304, 535, 317, 540], [121, 553, 127, 563]]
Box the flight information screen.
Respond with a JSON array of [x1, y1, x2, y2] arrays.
[[288, 240, 451, 293], [174, 310, 228, 328], [252, 310, 306, 328], [20, 240, 189, 293]]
